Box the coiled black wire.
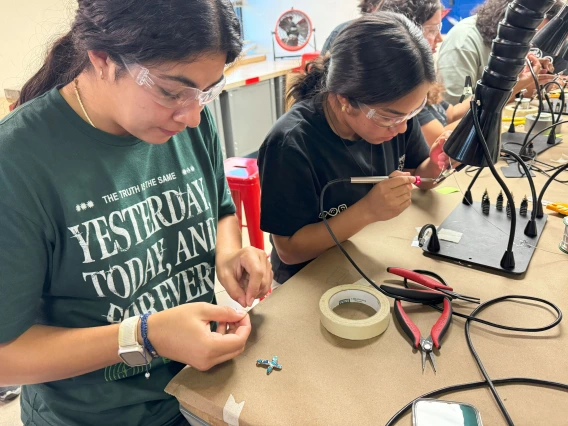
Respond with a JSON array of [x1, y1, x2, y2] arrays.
[[385, 295, 565, 426]]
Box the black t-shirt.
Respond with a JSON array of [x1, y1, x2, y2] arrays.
[[258, 97, 430, 284]]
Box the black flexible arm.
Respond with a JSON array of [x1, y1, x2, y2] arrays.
[[462, 167, 483, 205], [521, 58, 544, 156], [465, 167, 483, 193], [500, 149, 538, 223], [508, 96, 522, 133], [543, 81, 566, 144], [543, 81, 565, 124], [526, 119, 568, 146], [471, 100, 516, 266], [544, 93, 556, 121]]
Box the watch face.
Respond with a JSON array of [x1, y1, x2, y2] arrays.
[[119, 349, 148, 367]]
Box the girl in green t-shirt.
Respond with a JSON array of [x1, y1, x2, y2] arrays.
[[0, 1, 272, 425]]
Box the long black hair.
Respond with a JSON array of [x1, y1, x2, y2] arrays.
[[288, 13, 436, 108], [359, 0, 383, 14], [17, 0, 242, 107], [379, 0, 442, 26], [475, 0, 512, 45]]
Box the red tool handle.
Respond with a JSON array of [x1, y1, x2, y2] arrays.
[[387, 267, 454, 292], [431, 298, 452, 349], [381, 285, 445, 304], [394, 300, 421, 349]]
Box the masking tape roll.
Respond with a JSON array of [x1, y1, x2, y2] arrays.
[[319, 283, 390, 340]]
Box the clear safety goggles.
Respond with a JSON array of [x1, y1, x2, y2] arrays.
[[422, 22, 442, 40], [122, 60, 226, 108], [358, 97, 427, 128]]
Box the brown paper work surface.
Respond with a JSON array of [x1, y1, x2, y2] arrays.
[[166, 146, 568, 426]]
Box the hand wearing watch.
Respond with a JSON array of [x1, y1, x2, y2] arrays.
[[118, 316, 151, 367]]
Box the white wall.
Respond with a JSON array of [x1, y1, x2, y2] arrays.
[[0, 0, 76, 96], [0, 0, 357, 96], [242, 0, 361, 57]]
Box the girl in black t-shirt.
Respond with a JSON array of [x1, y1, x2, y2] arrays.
[[259, 13, 453, 284]]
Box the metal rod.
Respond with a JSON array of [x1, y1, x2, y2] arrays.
[[350, 176, 435, 184]]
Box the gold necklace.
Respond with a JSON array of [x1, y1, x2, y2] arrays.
[[324, 99, 374, 177], [73, 79, 97, 129]]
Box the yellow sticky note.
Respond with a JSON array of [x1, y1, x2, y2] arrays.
[[435, 187, 460, 195]]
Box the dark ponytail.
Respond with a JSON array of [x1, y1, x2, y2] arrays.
[[378, 0, 443, 25], [17, 32, 87, 107], [287, 55, 331, 104], [287, 12, 436, 107], [475, 0, 512, 45], [17, 0, 242, 107]]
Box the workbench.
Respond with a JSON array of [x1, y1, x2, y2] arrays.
[[166, 142, 568, 425]]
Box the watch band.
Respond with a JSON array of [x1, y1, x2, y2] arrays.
[[119, 316, 141, 347]]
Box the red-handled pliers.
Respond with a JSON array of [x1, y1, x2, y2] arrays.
[[394, 298, 452, 374], [388, 267, 480, 304]]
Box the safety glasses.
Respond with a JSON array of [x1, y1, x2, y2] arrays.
[[122, 59, 226, 109], [422, 22, 443, 40], [358, 97, 427, 128]]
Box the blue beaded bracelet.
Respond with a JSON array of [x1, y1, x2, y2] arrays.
[[140, 312, 159, 359]]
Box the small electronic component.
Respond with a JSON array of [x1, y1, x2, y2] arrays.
[[506, 194, 514, 219], [520, 196, 529, 217], [482, 189, 490, 215], [496, 191, 504, 211]]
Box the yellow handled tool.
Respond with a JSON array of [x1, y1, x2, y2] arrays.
[[547, 203, 568, 216]]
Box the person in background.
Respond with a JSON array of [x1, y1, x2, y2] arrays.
[[375, 0, 474, 146], [437, 0, 561, 104], [322, 0, 472, 146], [0, 0, 272, 425], [321, 0, 382, 54], [259, 13, 451, 285]]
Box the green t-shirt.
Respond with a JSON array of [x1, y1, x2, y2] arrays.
[[0, 88, 235, 425], [437, 16, 492, 105]]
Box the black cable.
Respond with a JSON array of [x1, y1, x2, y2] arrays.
[[386, 378, 568, 426], [521, 58, 544, 156], [319, 179, 433, 305], [386, 296, 565, 426], [465, 166, 481, 176], [536, 162, 568, 217], [530, 164, 568, 185], [386, 294, 564, 426], [525, 119, 568, 146], [470, 100, 516, 259]]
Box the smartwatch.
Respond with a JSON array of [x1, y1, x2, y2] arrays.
[[118, 316, 150, 367]]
